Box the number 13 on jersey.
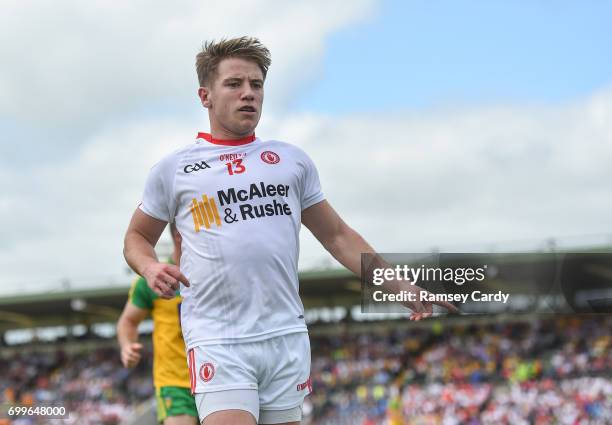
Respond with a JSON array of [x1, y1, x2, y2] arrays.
[[226, 159, 245, 175]]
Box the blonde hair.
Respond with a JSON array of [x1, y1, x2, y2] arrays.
[[196, 37, 271, 87]]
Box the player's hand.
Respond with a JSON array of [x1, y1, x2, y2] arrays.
[[121, 342, 143, 368], [391, 281, 460, 321], [142, 262, 190, 299]]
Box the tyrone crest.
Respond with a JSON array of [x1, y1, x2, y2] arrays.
[[199, 362, 215, 382], [261, 151, 280, 164]]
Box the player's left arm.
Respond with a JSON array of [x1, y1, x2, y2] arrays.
[[302, 200, 458, 319], [301, 200, 374, 275]]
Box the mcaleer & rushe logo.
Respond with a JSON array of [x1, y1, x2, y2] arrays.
[[189, 181, 292, 232], [190, 195, 222, 232]]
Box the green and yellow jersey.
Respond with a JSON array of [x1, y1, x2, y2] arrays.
[[128, 270, 189, 389]]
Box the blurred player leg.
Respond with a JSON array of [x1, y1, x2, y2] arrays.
[[157, 386, 198, 425]]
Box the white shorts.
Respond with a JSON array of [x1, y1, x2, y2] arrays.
[[187, 332, 311, 423]]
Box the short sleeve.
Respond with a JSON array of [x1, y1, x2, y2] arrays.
[[139, 155, 179, 222], [128, 276, 156, 310], [299, 150, 325, 210]]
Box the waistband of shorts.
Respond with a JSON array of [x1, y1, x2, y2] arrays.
[[186, 326, 308, 349]]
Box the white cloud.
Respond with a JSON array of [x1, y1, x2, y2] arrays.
[[2, 86, 612, 290], [281, 87, 612, 265], [0, 0, 376, 129], [0, 118, 192, 289], [0, 0, 378, 290], [1, 1, 611, 293]]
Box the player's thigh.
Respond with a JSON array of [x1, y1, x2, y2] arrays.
[[259, 333, 311, 410], [196, 389, 259, 424], [164, 414, 199, 425], [259, 404, 303, 425], [202, 409, 257, 425], [258, 334, 310, 425], [191, 344, 260, 423]]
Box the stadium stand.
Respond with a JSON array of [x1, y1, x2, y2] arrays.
[[1, 250, 611, 424], [307, 315, 611, 424], [1, 315, 610, 424]]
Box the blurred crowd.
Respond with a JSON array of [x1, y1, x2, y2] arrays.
[[0, 346, 153, 425], [308, 315, 612, 424], [1, 315, 610, 424]]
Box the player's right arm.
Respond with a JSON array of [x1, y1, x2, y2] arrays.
[[117, 301, 149, 368], [124, 208, 189, 299]]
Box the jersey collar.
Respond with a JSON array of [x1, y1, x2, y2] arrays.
[[197, 132, 256, 146]]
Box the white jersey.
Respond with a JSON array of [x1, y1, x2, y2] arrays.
[[139, 132, 324, 350]]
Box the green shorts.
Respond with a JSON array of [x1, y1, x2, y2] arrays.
[[155, 386, 198, 423]]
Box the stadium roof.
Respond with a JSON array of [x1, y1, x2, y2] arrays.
[[1, 245, 611, 332], [0, 269, 360, 332]]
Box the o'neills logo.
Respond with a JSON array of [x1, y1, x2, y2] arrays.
[[297, 377, 312, 392], [189, 181, 292, 232]]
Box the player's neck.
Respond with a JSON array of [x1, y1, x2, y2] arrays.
[[210, 125, 254, 141]]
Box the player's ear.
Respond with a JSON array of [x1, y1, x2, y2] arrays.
[[198, 87, 212, 109]]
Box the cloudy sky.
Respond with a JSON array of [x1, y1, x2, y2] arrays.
[[1, 0, 611, 294]]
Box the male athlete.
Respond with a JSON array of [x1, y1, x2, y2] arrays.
[[118, 224, 198, 425], [124, 37, 456, 425]]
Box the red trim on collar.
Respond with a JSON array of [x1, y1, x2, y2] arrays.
[[197, 132, 256, 146]]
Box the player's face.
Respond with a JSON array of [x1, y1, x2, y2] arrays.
[[200, 58, 264, 139]]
